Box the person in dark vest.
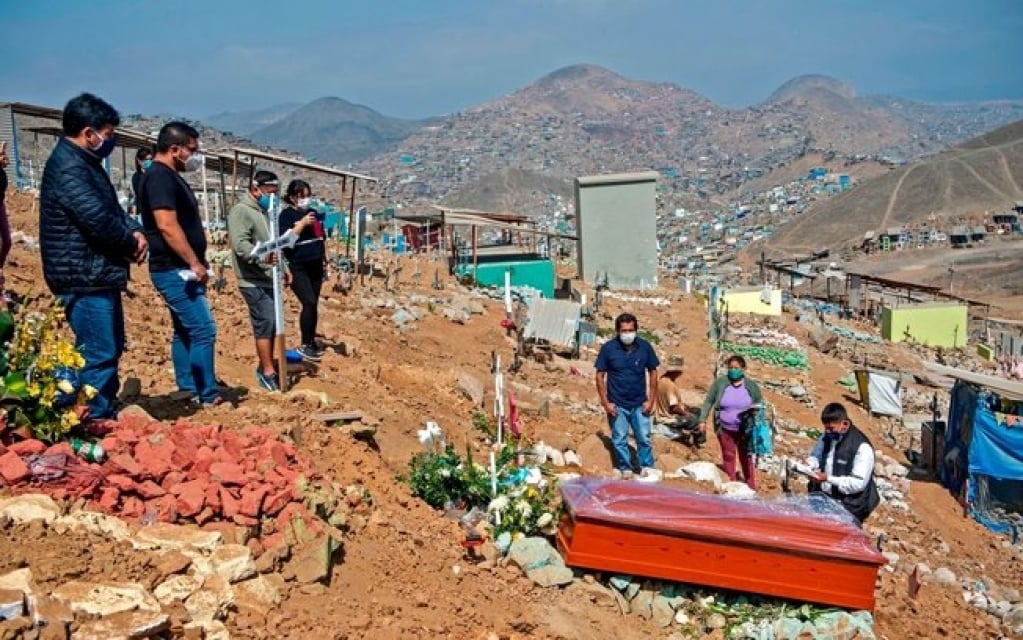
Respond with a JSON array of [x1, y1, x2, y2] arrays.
[[806, 402, 880, 524]]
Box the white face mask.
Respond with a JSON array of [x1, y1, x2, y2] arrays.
[[183, 151, 204, 173], [297, 197, 312, 208], [619, 331, 637, 345]]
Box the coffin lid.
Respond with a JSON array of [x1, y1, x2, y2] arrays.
[[560, 477, 886, 565]]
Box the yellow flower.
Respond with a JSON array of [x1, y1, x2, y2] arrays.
[[80, 385, 98, 400], [60, 409, 80, 430], [27, 382, 41, 397], [57, 380, 75, 395]]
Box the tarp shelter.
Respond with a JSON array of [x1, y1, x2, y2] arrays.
[[854, 370, 903, 417], [937, 368, 1023, 537]]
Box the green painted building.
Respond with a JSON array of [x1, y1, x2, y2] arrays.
[[456, 259, 556, 298], [881, 302, 968, 348]]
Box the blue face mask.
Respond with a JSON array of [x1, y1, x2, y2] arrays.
[[726, 368, 744, 382], [89, 131, 116, 159], [258, 194, 272, 211], [142, 159, 153, 171], [823, 431, 841, 442]]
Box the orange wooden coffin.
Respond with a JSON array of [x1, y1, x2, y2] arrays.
[[556, 478, 886, 610]]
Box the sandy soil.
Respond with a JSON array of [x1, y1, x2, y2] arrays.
[[1, 191, 1021, 639]]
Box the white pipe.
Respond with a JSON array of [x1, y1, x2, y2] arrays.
[[490, 451, 497, 497], [504, 269, 512, 315], [269, 195, 286, 338]]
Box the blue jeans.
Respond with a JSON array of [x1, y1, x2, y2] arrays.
[[150, 270, 219, 403], [59, 290, 124, 419], [608, 405, 654, 472]]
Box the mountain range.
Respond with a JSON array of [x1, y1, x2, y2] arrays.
[[203, 64, 1023, 215]]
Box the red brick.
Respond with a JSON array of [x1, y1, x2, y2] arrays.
[[0, 452, 31, 484], [106, 474, 136, 492], [276, 467, 300, 484], [135, 438, 175, 480], [192, 446, 216, 474], [220, 433, 244, 461], [44, 442, 75, 457], [263, 470, 287, 490], [263, 487, 293, 517], [98, 486, 120, 511], [231, 514, 259, 527], [220, 486, 241, 519], [0, 444, 6, 456], [175, 480, 206, 517], [238, 486, 268, 518], [266, 442, 290, 467], [121, 497, 144, 519], [161, 471, 187, 492], [194, 506, 216, 526], [98, 437, 125, 455], [113, 429, 140, 444], [209, 462, 247, 486], [154, 495, 178, 523], [201, 520, 241, 544], [9, 440, 46, 456], [107, 453, 142, 476], [204, 485, 222, 512], [136, 480, 167, 499]]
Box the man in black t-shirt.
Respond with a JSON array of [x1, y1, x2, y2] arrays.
[[138, 121, 222, 407]]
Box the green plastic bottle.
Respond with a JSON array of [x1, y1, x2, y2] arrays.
[[69, 438, 106, 463]]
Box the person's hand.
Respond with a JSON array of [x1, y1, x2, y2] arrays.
[[190, 263, 209, 285], [602, 402, 617, 418], [132, 232, 149, 265], [295, 213, 316, 232], [265, 252, 277, 265], [698, 421, 708, 433], [284, 271, 293, 286], [811, 471, 828, 483], [642, 399, 654, 415]]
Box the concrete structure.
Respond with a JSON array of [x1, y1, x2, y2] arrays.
[[575, 171, 658, 289], [881, 301, 968, 348], [718, 285, 783, 317]]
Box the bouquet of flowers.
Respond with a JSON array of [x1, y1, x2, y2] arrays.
[[0, 300, 96, 443]]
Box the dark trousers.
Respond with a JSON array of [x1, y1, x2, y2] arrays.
[[290, 261, 324, 346]]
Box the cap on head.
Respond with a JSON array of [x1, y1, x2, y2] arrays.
[[663, 355, 684, 374]]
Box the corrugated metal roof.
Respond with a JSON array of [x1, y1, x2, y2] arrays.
[[523, 299, 582, 347]]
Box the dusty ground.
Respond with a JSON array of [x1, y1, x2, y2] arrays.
[[2, 190, 1022, 639]]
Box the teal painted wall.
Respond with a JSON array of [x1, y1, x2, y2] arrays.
[[458, 260, 555, 297]]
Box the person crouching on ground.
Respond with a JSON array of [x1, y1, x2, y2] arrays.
[[595, 312, 661, 482], [228, 170, 290, 391], [698, 354, 762, 489], [806, 402, 879, 525], [653, 355, 705, 447], [279, 179, 326, 363]]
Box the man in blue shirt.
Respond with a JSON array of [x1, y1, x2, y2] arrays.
[[595, 312, 661, 481]]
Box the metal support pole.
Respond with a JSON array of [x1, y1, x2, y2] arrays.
[[231, 151, 239, 207], [269, 194, 289, 393]]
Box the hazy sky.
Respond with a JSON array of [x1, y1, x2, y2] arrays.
[[2, 0, 1021, 119]]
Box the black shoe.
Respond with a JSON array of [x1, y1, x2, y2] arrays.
[[297, 344, 323, 363]]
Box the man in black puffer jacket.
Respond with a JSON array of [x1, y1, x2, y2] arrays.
[[40, 93, 148, 420]]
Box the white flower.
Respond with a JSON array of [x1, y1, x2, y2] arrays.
[[515, 500, 532, 518], [57, 380, 75, 394], [487, 496, 509, 512], [438, 468, 451, 478], [536, 513, 554, 528]]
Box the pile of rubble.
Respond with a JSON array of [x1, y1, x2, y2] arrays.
[[0, 415, 365, 552]]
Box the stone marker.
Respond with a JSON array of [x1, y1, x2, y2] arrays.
[[51, 581, 160, 617], [0, 495, 61, 524], [73, 610, 170, 640]]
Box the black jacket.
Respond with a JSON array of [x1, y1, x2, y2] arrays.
[[809, 425, 880, 523], [40, 138, 142, 294]]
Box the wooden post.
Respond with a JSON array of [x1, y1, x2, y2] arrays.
[[472, 224, 478, 277]]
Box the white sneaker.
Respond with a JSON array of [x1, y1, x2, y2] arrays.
[[636, 467, 663, 483], [612, 469, 634, 480]]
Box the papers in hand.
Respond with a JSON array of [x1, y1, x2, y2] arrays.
[[250, 230, 299, 260], [788, 460, 818, 477], [177, 269, 200, 281]]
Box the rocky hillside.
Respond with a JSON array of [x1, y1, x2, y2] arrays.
[[761, 118, 1023, 255], [360, 65, 1023, 214]]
